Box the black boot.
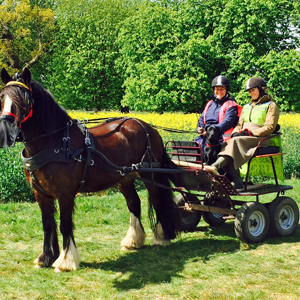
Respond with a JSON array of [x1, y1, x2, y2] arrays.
[[225, 162, 243, 190]]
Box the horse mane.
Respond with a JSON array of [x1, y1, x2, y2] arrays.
[[29, 81, 71, 137]]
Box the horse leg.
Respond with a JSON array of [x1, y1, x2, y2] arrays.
[[52, 195, 80, 272], [34, 194, 60, 268], [118, 178, 146, 250], [142, 173, 177, 246]]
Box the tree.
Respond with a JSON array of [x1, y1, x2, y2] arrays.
[[117, 2, 218, 112], [118, 0, 300, 112], [0, 0, 56, 74], [41, 0, 134, 110], [257, 50, 300, 111]]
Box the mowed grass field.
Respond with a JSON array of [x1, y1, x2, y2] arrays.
[[0, 111, 300, 299], [1, 185, 300, 299]]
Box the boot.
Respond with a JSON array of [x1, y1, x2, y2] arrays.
[[211, 155, 232, 170], [225, 161, 243, 190], [204, 155, 232, 175]]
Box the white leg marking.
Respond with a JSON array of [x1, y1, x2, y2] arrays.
[[34, 253, 43, 268], [52, 238, 80, 272], [151, 222, 171, 246], [121, 213, 145, 250]]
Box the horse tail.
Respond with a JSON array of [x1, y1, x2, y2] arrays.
[[148, 144, 180, 240]]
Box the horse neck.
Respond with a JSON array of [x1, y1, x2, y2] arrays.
[[22, 117, 86, 157], [21, 83, 73, 155]]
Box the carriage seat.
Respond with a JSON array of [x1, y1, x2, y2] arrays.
[[165, 140, 203, 166], [252, 132, 282, 157], [243, 132, 283, 189], [253, 145, 280, 156]]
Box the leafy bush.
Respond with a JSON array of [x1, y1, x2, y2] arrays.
[[0, 144, 34, 203]]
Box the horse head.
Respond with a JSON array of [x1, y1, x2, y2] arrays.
[[0, 68, 33, 147], [0, 68, 70, 148]]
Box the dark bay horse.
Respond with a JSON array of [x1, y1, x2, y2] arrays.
[[0, 68, 178, 272]]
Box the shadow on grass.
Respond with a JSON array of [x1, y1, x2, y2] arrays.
[[82, 238, 239, 290], [81, 220, 300, 290], [81, 222, 240, 290]]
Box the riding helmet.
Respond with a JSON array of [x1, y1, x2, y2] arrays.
[[245, 77, 267, 91], [211, 75, 230, 91]]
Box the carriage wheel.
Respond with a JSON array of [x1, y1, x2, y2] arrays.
[[234, 202, 270, 243], [268, 197, 299, 237], [202, 199, 227, 226], [174, 194, 201, 232]]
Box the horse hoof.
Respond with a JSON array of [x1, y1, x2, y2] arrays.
[[53, 267, 62, 273], [151, 237, 171, 246], [121, 245, 134, 251], [34, 264, 42, 269]]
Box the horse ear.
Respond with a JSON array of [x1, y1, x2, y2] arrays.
[[23, 67, 31, 85], [1, 68, 12, 84]]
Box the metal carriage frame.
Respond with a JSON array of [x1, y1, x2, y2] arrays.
[[164, 135, 299, 244]]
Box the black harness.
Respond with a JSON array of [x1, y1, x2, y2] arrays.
[[21, 118, 163, 195]]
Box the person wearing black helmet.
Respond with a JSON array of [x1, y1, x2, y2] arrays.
[[195, 75, 241, 153], [204, 77, 280, 190]]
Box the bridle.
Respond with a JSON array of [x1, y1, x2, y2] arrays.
[[0, 81, 33, 127]]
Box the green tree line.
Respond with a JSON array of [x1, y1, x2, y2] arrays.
[[1, 0, 300, 112]]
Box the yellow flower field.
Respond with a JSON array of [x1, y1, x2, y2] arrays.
[[69, 110, 299, 132], [68, 110, 200, 131]]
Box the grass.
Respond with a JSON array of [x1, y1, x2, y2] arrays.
[[0, 111, 300, 298], [1, 180, 300, 299]]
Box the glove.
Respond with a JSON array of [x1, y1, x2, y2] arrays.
[[238, 129, 253, 136]]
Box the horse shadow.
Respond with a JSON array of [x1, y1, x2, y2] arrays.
[[81, 222, 300, 291], [81, 222, 240, 290]]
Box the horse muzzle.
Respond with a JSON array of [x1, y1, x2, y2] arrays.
[[0, 115, 21, 148]]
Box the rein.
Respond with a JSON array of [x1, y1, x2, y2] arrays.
[[80, 117, 195, 134]]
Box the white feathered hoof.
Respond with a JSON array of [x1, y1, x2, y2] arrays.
[[52, 238, 80, 272], [151, 222, 171, 246], [121, 214, 146, 250], [34, 254, 43, 268]]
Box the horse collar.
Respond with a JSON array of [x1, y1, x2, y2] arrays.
[[206, 142, 220, 147]]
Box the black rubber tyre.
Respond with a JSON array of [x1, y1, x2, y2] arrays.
[[202, 199, 227, 226], [234, 202, 270, 243], [268, 196, 299, 237], [174, 194, 201, 232]]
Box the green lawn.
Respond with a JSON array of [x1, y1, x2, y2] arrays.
[[1, 180, 300, 299]]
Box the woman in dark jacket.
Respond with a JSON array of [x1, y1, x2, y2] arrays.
[[195, 75, 240, 152]]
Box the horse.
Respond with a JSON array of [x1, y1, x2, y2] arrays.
[[0, 68, 178, 272]]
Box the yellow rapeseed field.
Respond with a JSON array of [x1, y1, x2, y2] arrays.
[[69, 110, 299, 132]]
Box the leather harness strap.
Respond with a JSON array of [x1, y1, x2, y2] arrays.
[[20, 118, 163, 195]]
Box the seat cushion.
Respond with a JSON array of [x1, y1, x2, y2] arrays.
[[254, 146, 280, 156]]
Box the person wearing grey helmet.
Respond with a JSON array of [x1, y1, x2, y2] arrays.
[[195, 75, 240, 153], [204, 77, 280, 190]]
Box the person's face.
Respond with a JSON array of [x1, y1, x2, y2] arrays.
[[248, 87, 260, 100], [214, 86, 226, 99]]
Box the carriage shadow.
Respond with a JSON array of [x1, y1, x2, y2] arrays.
[[195, 221, 300, 246]]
